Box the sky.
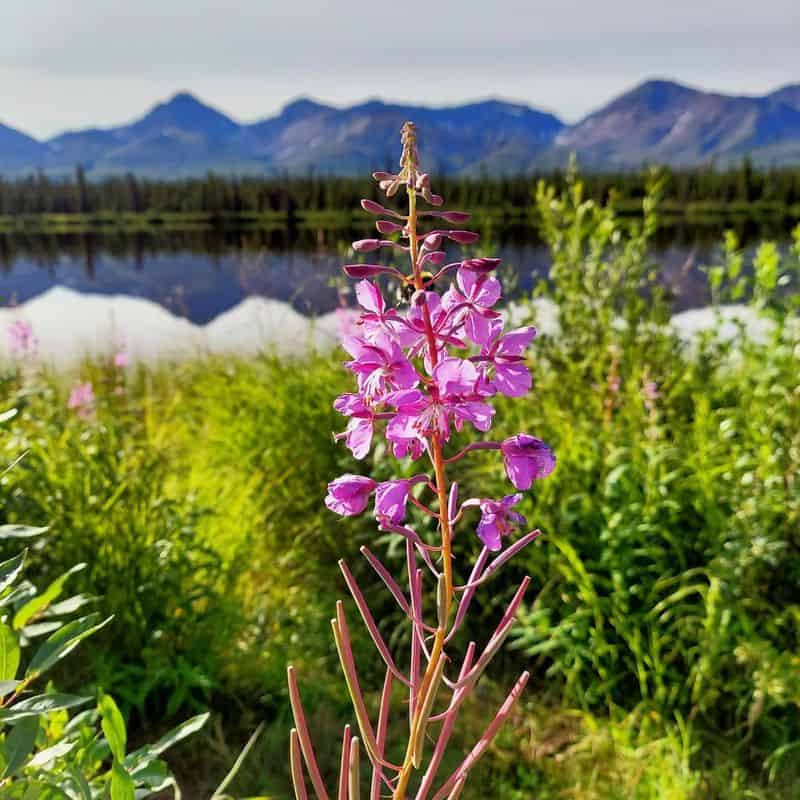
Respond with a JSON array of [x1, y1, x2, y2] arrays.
[[2, 0, 798, 139]]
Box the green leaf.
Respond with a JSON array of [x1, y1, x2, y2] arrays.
[[42, 595, 94, 618], [2, 716, 39, 778], [21, 621, 63, 639], [129, 758, 170, 788], [110, 761, 135, 800], [0, 551, 26, 595], [27, 739, 76, 767], [26, 614, 112, 677], [0, 526, 47, 541], [0, 693, 91, 723], [0, 679, 21, 697], [0, 622, 20, 681], [99, 694, 127, 762], [13, 564, 86, 630], [66, 765, 92, 800], [126, 712, 209, 768]]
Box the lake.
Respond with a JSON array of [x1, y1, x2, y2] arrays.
[[1, 216, 796, 325]]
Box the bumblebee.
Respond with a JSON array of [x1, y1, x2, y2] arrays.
[[398, 271, 435, 304]]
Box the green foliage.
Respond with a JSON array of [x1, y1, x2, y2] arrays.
[[0, 527, 207, 796], [492, 176, 800, 789]]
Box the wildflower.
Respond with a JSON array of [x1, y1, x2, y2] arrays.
[[306, 122, 557, 800], [7, 320, 37, 358], [477, 494, 527, 551], [325, 474, 377, 516], [342, 333, 419, 400], [644, 380, 660, 401], [476, 322, 536, 397], [113, 349, 130, 368], [67, 382, 95, 420], [442, 264, 502, 345], [501, 434, 556, 490], [385, 359, 494, 458], [333, 393, 375, 460], [374, 479, 413, 525]]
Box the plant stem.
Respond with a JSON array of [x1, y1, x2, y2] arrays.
[[393, 173, 455, 800]]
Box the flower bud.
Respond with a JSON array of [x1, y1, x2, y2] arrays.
[[343, 264, 402, 278], [352, 239, 382, 252], [361, 199, 400, 217], [446, 230, 480, 244], [376, 220, 403, 234], [461, 257, 501, 274], [384, 178, 402, 197], [438, 210, 471, 223]]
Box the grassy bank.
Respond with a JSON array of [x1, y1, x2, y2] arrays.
[[1, 199, 798, 236], [0, 176, 798, 798]]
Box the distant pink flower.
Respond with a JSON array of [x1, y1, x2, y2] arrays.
[[7, 320, 37, 358], [644, 380, 660, 401], [113, 349, 130, 368], [68, 382, 95, 420]]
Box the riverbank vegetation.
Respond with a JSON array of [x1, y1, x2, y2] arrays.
[[0, 175, 798, 797], [1, 162, 800, 227]]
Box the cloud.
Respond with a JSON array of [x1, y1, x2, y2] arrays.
[[2, 0, 798, 138]]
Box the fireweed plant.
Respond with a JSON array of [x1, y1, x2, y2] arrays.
[[287, 122, 555, 799]]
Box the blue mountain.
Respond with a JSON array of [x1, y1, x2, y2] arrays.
[[1, 81, 800, 176]]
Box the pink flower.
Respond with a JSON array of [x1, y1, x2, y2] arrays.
[[354, 281, 409, 343], [374, 479, 413, 525], [7, 320, 37, 358], [113, 349, 130, 368], [334, 393, 375, 460], [477, 494, 527, 551], [343, 333, 419, 401], [68, 382, 95, 420], [501, 435, 556, 490], [384, 359, 494, 458], [325, 475, 377, 516], [442, 265, 502, 345], [477, 323, 537, 397]]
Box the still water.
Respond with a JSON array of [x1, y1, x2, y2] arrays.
[[0, 218, 796, 324]]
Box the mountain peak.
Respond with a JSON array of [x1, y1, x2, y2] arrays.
[[279, 97, 331, 119], [130, 92, 240, 138], [606, 78, 700, 113]]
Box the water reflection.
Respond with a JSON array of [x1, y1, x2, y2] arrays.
[[0, 216, 795, 324]]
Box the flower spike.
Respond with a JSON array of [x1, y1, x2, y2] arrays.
[[290, 122, 555, 800]]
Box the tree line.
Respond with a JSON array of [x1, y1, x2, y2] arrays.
[[1, 161, 799, 216]]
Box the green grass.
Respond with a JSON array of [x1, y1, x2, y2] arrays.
[[0, 176, 798, 798]]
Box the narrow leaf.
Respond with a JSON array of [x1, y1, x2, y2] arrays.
[[2, 715, 39, 777], [0, 622, 20, 681], [14, 564, 86, 630], [26, 614, 112, 677], [0, 551, 26, 595], [99, 694, 127, 762]]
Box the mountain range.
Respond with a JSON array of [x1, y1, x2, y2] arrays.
[[2, 79, 800, 177]]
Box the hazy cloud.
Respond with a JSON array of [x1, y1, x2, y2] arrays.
[[2, 0, 798, 138]]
